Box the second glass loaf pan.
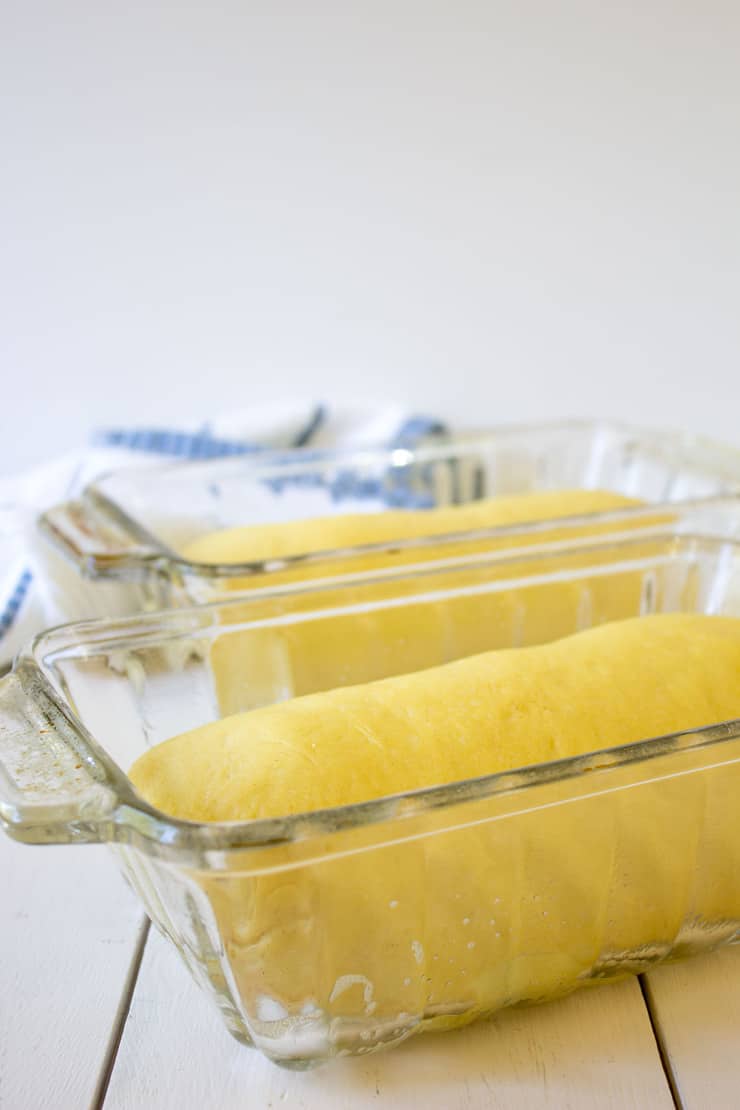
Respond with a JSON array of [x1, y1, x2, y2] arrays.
[[35, 421, 740, 618]]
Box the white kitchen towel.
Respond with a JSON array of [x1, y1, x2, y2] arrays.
[[0, 402, 447, 665]]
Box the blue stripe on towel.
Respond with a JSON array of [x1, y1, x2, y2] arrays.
[[96, 405, 331, 460], [94, 427, 264, 460], [390, 415, 447, 449], [0, 568, 33, 637]]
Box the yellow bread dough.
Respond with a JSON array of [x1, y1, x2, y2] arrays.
[[210, 534, 678, 715], [131, 615, 740, 1051], [132, 614, 740, 821], [183, 488, 639, 567], [193, 488, 668, 715]]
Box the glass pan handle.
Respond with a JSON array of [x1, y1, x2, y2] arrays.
[[0, 665, 117, 844]]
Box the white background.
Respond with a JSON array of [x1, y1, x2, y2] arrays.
[[2, 1, 739, 474]]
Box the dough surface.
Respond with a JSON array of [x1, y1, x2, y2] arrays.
[[183, 488, 639, 565], [131, 614, 740, 821]]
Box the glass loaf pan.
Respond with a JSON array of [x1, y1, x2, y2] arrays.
[[36, 421, 740, 617], [3, 526, 740, 1066]]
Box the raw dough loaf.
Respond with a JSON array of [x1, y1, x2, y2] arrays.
[[130, 615, 740, 1049]]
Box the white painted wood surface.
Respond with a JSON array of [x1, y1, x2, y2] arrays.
[[104, 927, 674, 1110], [0, 835, 143, 1110], [644, 946, 740, 1110], [7, 834, 740, 1110], [6, 820, 740, 1109]]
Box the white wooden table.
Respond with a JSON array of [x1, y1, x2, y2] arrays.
[[3, 833, 739, 1109]]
